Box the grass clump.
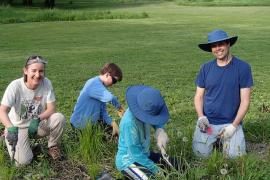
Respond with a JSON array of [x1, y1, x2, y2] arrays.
[[244, 115, 270, 142], [0, 138, 17, 178], [77, 122, 118, 178], [175, 0, 270, 6], [0, 1, 270, 179], [78, 123, 105, 163], [0, 6, 149, 24]]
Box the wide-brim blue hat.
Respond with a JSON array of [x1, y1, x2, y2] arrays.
[[198, 29, 238, 52], [126, 85, 169, 125]]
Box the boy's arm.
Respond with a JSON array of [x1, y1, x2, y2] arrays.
[[100, 104, 119, 136], [87, 81, 122, 111], [100, 103, 112, 125], [110, 96, 121, 109], [88, 84, 115, 103]]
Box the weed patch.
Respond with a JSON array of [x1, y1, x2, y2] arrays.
[[0, 6, 148, 24], [176, 0, 270, 6], [0, 1, 269, 179]]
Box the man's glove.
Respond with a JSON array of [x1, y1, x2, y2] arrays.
[[111, 121, 119, 136], [219, 124, 237, 140], [6, 126, 18, 148], [155, 128, 168, 154], [117, 106, 125, 118], [28, 117, 40, 138], [198, 116, 209, 133]]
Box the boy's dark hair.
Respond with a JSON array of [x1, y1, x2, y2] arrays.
[[100, 63, 122, 81]]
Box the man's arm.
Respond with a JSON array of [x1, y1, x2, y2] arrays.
[[232, 88, 251, 127], [0, 105, 13, 128], [194, 87, 205, 117]]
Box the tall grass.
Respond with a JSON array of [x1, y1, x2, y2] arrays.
[[0, 1, 270, 179], [0, 138, 17, 178], [77, 122, 118, 178], [0, 6, 148, 24], [176, 0, 270, 6], [244, 114, 270, 142]]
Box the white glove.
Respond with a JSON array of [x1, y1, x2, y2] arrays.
[[198, 116, 209, 133], [155, 128, 168, 154], [219, 124, 236, 140]]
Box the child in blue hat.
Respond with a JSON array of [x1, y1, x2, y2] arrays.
[[115, 85, 179, 179]]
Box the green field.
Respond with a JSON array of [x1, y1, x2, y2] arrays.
[[0, 0, 270, 179]]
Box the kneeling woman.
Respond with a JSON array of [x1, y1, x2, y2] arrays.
[[0, 55, 65, 165], [115, 85, 179, 179]]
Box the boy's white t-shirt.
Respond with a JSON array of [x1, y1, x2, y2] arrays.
[[1, 77, 55, 128]]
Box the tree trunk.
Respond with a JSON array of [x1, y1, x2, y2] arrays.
[[45, 0, 55, 9], [23, 0, 32, 6]]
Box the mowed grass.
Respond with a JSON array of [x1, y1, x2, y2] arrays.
[[0, 1, 270, 179], [176, 0, 270, 6]]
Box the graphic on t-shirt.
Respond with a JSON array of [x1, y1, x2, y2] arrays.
[[20, 96, 43, 120]]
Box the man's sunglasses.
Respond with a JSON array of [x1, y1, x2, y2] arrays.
[[111, 76, 118, 84]]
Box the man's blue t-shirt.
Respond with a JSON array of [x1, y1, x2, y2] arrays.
[[70, 76, 121, 128], [196, 56, 253, 125]]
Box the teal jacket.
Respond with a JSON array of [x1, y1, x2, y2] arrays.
[[115, 108, 159, 174]]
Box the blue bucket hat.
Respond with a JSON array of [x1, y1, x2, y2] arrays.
[[126, 85, 169, 125], [198, 29, 238, 52]]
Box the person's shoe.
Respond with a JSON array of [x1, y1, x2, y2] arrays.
[[48, 146, 62, 160], [97, 170, 115, 180], [32, 143, 42, 160]]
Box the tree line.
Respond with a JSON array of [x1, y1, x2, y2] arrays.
[[0, 0, 55, 8]]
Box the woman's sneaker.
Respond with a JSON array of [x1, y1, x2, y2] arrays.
[[48, 146, 63, 160]]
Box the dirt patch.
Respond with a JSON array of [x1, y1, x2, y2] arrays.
[[50, 159, 90, 180], [246, 141, 270, 160]]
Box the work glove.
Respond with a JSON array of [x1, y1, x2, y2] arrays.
[[198, 116, 209, 133], [219, 124, 237, 140], [117, 106, 125, 118], [6, 126, 18, 148], [155, 128, 168, 155], [28, 117, 40, 138], [111, 121, 119, 136]]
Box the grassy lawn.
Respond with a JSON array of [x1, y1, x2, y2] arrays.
[[176, 0, 270, 6], [0, 1, 270, 179]]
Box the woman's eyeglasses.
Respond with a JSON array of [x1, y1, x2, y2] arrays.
[[25, 56, 47, 67]]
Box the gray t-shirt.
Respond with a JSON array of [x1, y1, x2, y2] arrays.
[[1, 77, 55, 128]]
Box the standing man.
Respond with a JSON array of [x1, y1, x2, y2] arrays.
[[192, 30, 253, 158]]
